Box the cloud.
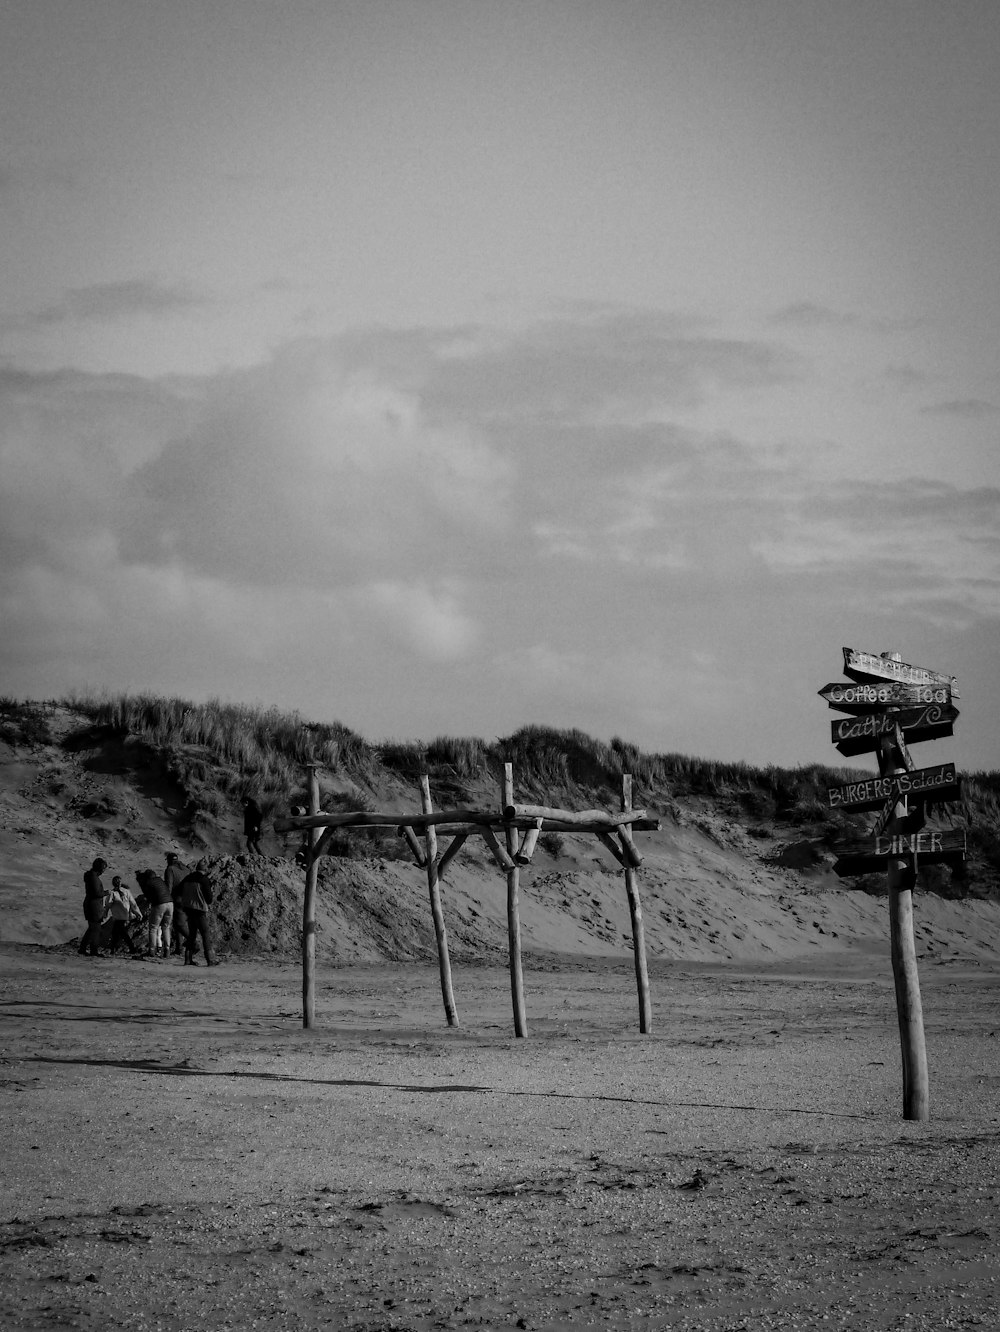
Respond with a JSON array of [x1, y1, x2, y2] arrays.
[[32, 279, 208, 324], [752, 478, 1000, 625], [770, 302, 918, 334], [418, 310, 797, 425], [920, 398, 998, 418], [770, 301, 861, 329], [365, 580, 480, 661], [121, 338, 513, 590], [1, 309, 997, 763]]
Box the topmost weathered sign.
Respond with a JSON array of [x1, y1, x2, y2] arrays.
[[842, 648, 957, 693]]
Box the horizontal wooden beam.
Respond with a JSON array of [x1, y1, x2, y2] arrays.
[[276, 809, 660, 835], [275, 808, 499, 833], [503, 803, 646, 828]]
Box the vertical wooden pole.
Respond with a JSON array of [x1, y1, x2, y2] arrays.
[[878, 682, 929, 1121], [302, 763, 320, 1030], [621, 774, 652, 1034], [503, 762, 527, 1038], [420, 776, 459, 1027]]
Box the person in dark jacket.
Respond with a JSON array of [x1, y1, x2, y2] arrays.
[[136, 867, 173, 958], [179, 860, 217, 965], [164, 852, 195, 957], [242, 796, 264, 855], [79, 857, 109, 956]]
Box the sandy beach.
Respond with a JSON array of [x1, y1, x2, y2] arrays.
[[2, 944, 998, 1330]]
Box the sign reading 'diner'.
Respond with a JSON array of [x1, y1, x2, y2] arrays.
[[842, 647, 958, 694], [833, 828, 967, 878], [831, 702, 959, 756], [827, 762, 960, 812]]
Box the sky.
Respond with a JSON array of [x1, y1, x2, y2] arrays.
[[2, 0, 998, 772]]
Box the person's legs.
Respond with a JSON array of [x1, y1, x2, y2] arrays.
[[159, 903, 173, 956], [184, 909, 200, 962], [80, 901, 104, 955], [200, 913, 215, 965], [148, 903, 166, 956], [174, 907, 197, 957]]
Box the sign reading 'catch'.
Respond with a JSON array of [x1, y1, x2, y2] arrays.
[[830, 702, 959, 756]]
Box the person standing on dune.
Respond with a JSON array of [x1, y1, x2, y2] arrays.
[[242, 796, 264, 855]]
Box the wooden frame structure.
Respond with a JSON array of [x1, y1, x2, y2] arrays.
[[274, 764, 660, 1036]]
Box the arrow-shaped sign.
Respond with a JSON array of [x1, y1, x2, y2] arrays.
[[830, 702, 959, 756], [819, 681, 953, 713], [871, 801, 927, 838], [833, 828, 967, 878], [871, 798, 896, 840], [842, 647, 958, 694], [827, 762, 960, 812]]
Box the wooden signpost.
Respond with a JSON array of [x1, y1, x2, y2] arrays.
[[822, 648, 966, 1123]]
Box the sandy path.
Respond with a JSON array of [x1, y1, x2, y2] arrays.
[[1, 945, 998, 1330]]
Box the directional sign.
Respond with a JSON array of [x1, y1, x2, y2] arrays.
[[871, 802, 926, 838], [819, 681, 953, 713], [842, 647, 958, 694], [831, 703, 959, 756], [871, 798, 897, 840], [833, 829, 967, 878], [827, 762, 960, 812]]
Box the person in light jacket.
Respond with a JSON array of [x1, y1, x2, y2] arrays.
[[136, 868, 173, 958], [106, 876, 142, 955], [179, 861, 217, 966]]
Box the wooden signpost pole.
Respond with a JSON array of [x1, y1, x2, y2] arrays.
[[419, 776, 459, 1028], [503, 762, 527, 1038], [878, 733, 929, 1121], [620, 775, 651, 1034], [302, 763, 320, 1029], [822, 648, 954, 1121]]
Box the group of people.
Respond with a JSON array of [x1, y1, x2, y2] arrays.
[[79, 852, 217, 965], [76, 795, 268, 962]]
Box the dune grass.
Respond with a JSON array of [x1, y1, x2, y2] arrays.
[[0, 689, 993, 892]]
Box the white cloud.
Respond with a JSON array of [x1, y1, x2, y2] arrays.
[[364, 580, 480, 661], [1, 310, 998, 766], [122, 339, 514, 588]]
